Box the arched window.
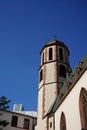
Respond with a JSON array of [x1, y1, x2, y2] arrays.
[[59, 65, 66, 78], [60, 112, 66, 130], [59, 48, 64, 61], [79, 88, 87, 129], [49, 48, 53, 60]]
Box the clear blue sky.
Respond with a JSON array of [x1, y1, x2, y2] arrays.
[[0, 0, 87, 111]]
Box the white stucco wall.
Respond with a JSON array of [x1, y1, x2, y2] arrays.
[[55, 70, 87, 130]]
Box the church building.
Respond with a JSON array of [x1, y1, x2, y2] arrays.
[[0, 39, 87, 130], [35, 39, 87, 130]]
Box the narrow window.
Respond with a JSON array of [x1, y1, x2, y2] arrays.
[[23, 119, 30, 129], [59, 48, 64, 61], [42, 53, 44, 64], [60, 112, 66, 130], [50, 122, 52, 128], [79, 88, 87, 129], [40, 69, 43, 82], [11, 116, 18, 127], [49, 48, 53, 60], [59, 65, 66, 78]]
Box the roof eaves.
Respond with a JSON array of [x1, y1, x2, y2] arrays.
[[46, 55, 87, 114]]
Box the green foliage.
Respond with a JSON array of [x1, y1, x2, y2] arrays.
[[0, 96, 11, 130], [0, 120, 9, 127], [0, 96, 11, 110]]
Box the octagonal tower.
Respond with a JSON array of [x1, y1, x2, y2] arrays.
[[37, 40, 71, 121]]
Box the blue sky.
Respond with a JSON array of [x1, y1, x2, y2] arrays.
[[0, 0, 87, 111]]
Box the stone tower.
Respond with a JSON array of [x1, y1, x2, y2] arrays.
[[36, 40, 71, 129]]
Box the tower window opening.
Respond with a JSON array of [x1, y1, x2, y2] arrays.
[[59, 48, 64, 61], [42, 53, 44, 64], [59, 65, 66, 78], [40, 69, 43, 82], [49, 48, 53, 60]]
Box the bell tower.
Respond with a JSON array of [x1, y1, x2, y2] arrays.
[[37, 40, 71, 122]]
